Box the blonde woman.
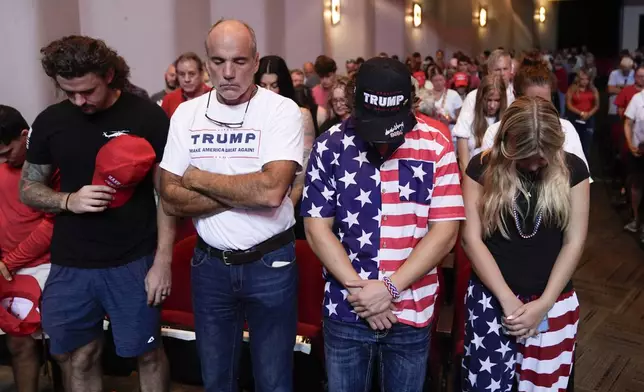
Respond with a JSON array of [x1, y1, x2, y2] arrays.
[[566, 68, 600, 157], [318, 76, 351, 134], [461, 97, 590, 392], [456, 75, 507, 172]]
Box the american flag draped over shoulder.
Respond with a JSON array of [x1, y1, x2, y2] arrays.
[[300, 116, 465, 328]]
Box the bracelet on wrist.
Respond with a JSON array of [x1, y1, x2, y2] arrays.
[[64, 193, 72, 211], [382, 276, 400, 299]]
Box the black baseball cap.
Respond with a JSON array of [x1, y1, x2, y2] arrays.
[[354, 57, 417, 143]]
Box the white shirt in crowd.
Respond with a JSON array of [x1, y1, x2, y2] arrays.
[[624, 90, 644, 147], [608, 69, 635, 115], [481, 118, 590, 172], [434, 89, 463, 130], [452, 84, 515, 144], [160, 87, 304, 250], [459, 116, 498, 159]]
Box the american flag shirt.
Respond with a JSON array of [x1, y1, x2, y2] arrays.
[[301, 116, 465, 328]]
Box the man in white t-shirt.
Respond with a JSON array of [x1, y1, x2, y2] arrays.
[[480, 63, 589, 171], [452, 49, 514, 145], [159, 19, 303, 391]]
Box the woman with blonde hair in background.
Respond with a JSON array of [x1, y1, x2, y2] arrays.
[[566, 67, 600, 157], [455, 75, 507, 171], [461, 96, 589, 391], [318, 76, 351, 134]]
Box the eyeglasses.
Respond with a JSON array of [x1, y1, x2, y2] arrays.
[[204, 87, 255, 128]]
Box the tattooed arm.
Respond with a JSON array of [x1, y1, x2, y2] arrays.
[[19, 162, 66, 213], [20, 162, 115, 214], [290, 108, 315, 206]]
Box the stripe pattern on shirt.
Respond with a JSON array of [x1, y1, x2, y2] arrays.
[[301, 117, 465, 328]]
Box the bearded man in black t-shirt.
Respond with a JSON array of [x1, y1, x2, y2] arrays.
[[19, 36, 173, 392]]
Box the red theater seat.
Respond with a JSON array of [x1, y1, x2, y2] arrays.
[[452, 235, 472, 358], [162, 235, 197, 328], [295, 240, 325, 350]]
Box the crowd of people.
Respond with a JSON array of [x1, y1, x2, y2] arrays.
[[0, 15, 641, 392]]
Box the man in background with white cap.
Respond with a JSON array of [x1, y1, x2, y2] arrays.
[[0, 104, 53, 392], [302, 57, 464, 391]]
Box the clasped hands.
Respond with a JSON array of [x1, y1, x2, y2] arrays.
[[500, 296, 551, 340], [346, 279, 398, 331]]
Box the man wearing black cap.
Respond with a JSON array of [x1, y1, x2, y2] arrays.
[[301, 57, 465, 390]]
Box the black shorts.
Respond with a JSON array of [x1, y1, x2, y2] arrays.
[[627, 153, 644, 183]]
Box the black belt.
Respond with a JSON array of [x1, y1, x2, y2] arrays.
[[196, 229, 295, 266]]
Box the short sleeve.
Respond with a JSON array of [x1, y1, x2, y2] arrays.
[[449, 90, 463, 113], [465, 152, 486, 184], [262, 99, 303, 167], [452, 90, 477, 139], [607, 71, 618, 87], [566, 153, 590, 187], [428, 137, 465, 221], [159, 108, 191, 176], [144, 105, 170, 163], [300, 134, 336, 218], [481, 122, 499, 151], [625, 94, 639, 120], [25, 113, 52, 165]]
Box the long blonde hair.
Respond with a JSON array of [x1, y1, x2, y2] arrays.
[[480, 96, 571, 239], [473, 75, 507, 148]]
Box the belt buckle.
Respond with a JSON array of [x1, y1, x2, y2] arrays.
[[222, 250, 234, 266]]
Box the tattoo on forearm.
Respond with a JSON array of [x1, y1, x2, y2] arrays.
[[19, 162, 63, 213]]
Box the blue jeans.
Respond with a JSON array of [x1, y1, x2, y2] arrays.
[[323, 317, 431, 392], [191, 241, 298, 392]]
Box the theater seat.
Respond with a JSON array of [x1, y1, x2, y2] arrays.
[[452, 236, 471, 358], [162, 235, 197, 328], [295, 239, 325, 332]]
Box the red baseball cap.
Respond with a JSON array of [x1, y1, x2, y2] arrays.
[[453, 72, 469, 88], [0, 275, 42, 336], [92, 135, 156, 208]]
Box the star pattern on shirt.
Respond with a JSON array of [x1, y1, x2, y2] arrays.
[[307, 204, 323, 218], [355, 189, 372, 207], [321, 186, 334, 201], [316, 139, 329, 155], [339, 170, 357, 188], [356, 230, 373, 249], [342, 211, 360, 229], [353, 151, 369, 168], [308, 166, 321, 183], [341, 134, 355, 150], [411, 164, 427, 179], [398, 182, 416, 201]]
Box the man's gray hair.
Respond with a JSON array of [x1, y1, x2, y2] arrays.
[[486, 49, 511, 74], [205, 18, 258, 56]]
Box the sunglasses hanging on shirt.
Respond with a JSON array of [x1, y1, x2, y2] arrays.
[[204, 86, 257, 128]]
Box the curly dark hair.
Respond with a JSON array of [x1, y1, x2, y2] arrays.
[[40, 35, 130, 89]]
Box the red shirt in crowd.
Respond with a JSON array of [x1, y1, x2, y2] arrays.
[[615, 84, 642, 117], [555, 66, 568, 94], [0, 164, 57, 272], [570, 89, 596, 113], [161, 84, 211, 118]]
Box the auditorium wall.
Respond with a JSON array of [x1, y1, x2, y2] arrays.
[[0, 0, 557, 123]]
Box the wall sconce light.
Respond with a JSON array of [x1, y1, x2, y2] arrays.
[[331, 0, 341, 25], [413, 3, 422, 27], [479, 7, 487, 27], [538, 6, 546, 23]]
